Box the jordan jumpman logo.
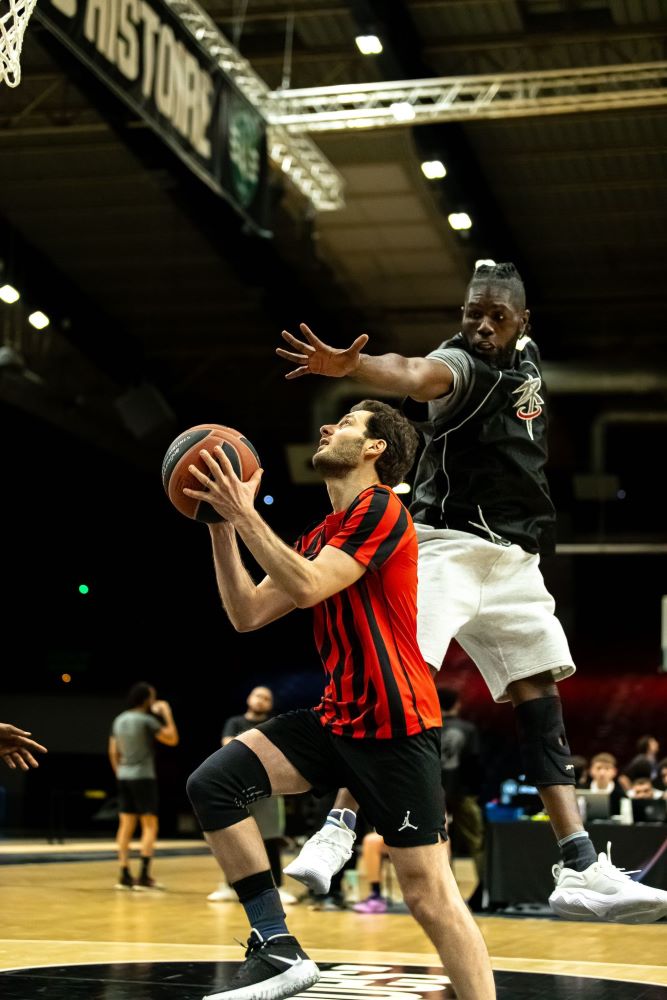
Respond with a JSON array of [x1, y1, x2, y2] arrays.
[[398, 810, 418, 831]]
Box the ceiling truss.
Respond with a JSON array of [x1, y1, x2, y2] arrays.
[[267, 62, 667, 132]]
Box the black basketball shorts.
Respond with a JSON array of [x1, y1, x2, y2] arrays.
[[117, 778, 159, 816], [258, 710, 446, 847]]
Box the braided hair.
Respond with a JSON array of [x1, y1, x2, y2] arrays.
[[467, 261, 526, 311]]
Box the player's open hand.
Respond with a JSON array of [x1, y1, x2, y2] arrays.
[[277, 323, 369, 380], [0, 723, 47, 770]]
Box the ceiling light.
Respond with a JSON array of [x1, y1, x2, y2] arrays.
[[393, 482, 411, 494], [390, 102, 416, 122], [28, 310, 50, 329], [355, 34, 383, 55], [448, 212, 472, 231], [475, 258, 495, 268], [0, 283, 20, 304], [421, 160, 447, 180]]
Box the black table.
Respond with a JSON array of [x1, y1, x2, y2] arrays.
[[485, 821, 667, 907]]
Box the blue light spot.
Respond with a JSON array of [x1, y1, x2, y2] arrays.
[[263, 495, 274, 505]]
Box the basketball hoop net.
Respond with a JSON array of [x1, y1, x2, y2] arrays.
[[0, 0, 38, 88]]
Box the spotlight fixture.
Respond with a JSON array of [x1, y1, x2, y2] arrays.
[[390, 102, 416, 122], [448, 212, 472, 231], [0, 283, 20, 304], [393, 482, 411, 494], [475, 258, 496, 268], [28, 310, 50, 329], [421, 160, 447, 180], [355, 34, 383, 55]]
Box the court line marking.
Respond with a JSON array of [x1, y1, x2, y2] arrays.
[[0, 943, 666, 987]]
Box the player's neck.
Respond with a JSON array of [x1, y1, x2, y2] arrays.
[[326, 471, 381, 513]]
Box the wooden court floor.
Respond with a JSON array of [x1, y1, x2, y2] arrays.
[[1, 842, 666, 994]]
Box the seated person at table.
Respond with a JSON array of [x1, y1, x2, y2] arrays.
[[627, 776, 664, 801], [584, 753, 626, 814]]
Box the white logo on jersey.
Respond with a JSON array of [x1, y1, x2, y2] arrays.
[[512, 375, 544, 440], [398, 810, 418, 831]]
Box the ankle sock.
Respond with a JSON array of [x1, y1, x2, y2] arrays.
[[370, 881, 381, 898], [233, 870, 288, 939], [140, 856, 151, 878], [326, 808, 357, 831], [558, 831, 597, 872]]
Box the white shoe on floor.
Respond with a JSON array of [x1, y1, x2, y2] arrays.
[[283, 821, 355, 895], [207, 884, 237, 902], [549, 841, 667, 924]]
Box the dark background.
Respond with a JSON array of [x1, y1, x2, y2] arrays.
[[1, 0, 666, 836]]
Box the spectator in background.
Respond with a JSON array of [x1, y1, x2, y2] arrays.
[[619, 735, 661, 791], [439, 688, 485, 910], [0, 723, 46, 770], [656, 758, 667, 793], [207, 686, 297, 906], [571, 755, 589, 787], [352, 831, 390, 913], [585, 753, 626, 814], [109, 682, 179, 891], [627, 776, 664, 801]]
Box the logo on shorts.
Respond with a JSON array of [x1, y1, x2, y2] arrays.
[[512, 375, 543, 440], [398, 810, 418, 832]]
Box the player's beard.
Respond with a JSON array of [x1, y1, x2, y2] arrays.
[[471, 336, 519, 370], [312, 438, 365, 479]]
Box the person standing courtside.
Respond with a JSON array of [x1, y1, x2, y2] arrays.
[[277, 262, 667, 923], [439, 687, 485, 910], [109, 682, 179, 890], [207, 685, 297, 906], [184, 400, 495, 1000]]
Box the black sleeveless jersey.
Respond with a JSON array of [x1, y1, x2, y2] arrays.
[[404, 334, 556, 555]]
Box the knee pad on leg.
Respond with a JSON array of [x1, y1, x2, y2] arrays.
[[186, 739, 272, 832], [514, 695, 575, 787]]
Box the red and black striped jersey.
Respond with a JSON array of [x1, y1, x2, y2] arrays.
[[295, 485, 441, 739]]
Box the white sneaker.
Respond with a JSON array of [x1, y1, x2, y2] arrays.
[[207, 884, 237, 902], [283, 821, 355, 895], [549, 841, 667, 924], [278, 887, 298, 905]]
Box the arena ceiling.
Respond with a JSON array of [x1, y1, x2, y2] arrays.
[[0, 0, 666, 502]]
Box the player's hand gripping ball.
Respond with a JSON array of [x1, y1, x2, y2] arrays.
[[161, 424, 261, 523]]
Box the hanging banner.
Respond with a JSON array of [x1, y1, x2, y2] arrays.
[[36, 0, 270, 234]]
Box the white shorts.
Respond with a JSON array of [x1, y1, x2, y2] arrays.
[[416, 525, 575, 703]]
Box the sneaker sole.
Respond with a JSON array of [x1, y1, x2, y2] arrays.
[[549, 892, 667, 924], [282, 863, 331, 895], [132, 885, 165, 892], [114, 884, 134, 891], [203, 961, 320, 1000]]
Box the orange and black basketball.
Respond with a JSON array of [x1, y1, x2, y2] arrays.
[[161, 423, 261, 522]]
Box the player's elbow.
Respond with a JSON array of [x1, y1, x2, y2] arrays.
[[292, 584, 325, 608]]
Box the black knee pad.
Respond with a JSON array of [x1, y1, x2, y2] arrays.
[[186, 739, 272, 832], [514, 695, 575, 787]]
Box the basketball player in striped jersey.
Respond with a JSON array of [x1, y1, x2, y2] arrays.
[[277, 262, 667, 925], [185, 400, 496, 1000]]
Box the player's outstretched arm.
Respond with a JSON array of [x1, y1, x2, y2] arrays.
[[277, 323, 454, 401]]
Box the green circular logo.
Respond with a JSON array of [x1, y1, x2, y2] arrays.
[[228, 97, 263, 208]]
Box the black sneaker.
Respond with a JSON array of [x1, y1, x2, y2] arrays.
[[114, 871, 135, 891], [203, 929, 320, 1000]]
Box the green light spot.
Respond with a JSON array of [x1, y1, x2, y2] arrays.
[[78, 584, 89, 595]]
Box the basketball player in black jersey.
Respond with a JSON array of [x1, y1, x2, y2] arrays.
[[276, 262, 667, 924]]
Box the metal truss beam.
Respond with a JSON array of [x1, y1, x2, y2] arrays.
[[163, 0, 345, 210], [266, 62, 667, 132]]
